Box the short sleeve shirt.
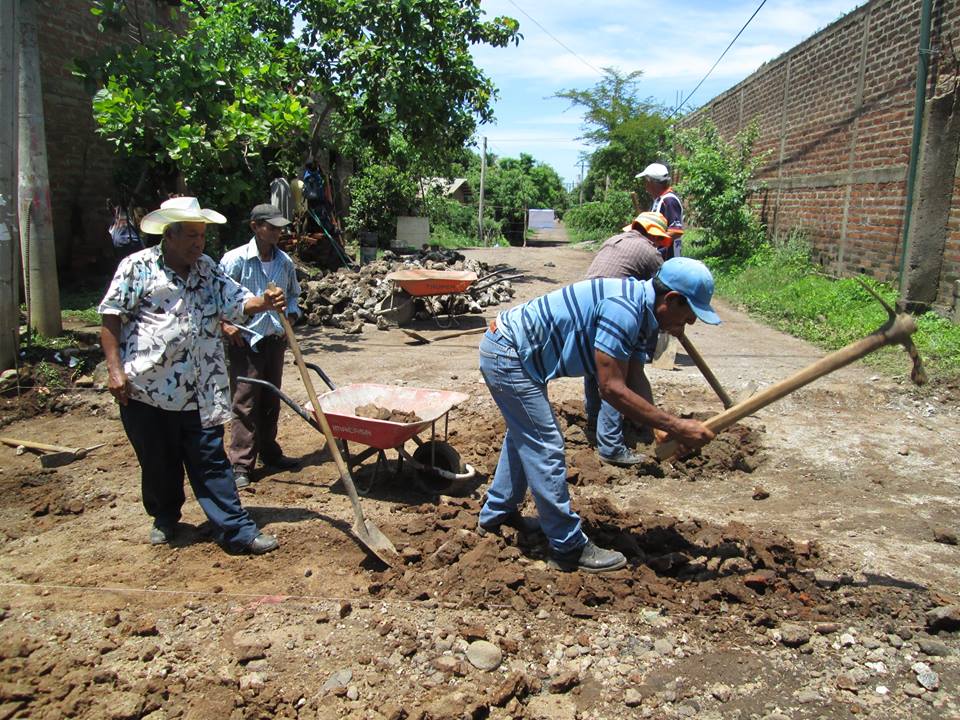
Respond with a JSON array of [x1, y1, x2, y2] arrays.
[[98, 245, 253, 427], [583, 229, 663, 281], [495, 277, 660, 384], [219, 238, 301, 347]]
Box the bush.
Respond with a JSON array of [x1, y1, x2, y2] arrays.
[[563, 190, 634, 243], [672, 120, 767, 261]]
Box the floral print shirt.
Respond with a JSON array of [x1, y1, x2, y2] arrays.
[[98, 245, 253, 427]]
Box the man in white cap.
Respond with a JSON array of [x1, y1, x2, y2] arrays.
[[220, 204, 302, 489], [478, 257, 719, 573], [637, 163, 684, 259], [99, 197, 288, 555]]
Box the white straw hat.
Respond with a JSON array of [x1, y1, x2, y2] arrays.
[[140, 196, 227, 235]]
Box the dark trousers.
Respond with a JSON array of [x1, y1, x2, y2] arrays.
[[227, 337, 286, 472], [119, 399, 259, 547]]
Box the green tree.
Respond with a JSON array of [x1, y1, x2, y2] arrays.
[[670, 120, 767, 261], [76, 0, 520, 241], [555, 67, 670, 196]]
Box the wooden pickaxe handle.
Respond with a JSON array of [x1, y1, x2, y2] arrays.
[[630, 192, 642, 214], [657, 313, 920, 460], [0, 437, 82, 455], [677, 333, 734, 408]]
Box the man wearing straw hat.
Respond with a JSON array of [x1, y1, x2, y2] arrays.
[[99, 197, 287, 555], [581, 211, 669, 467]]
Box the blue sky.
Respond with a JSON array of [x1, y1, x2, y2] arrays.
[[470, 0, 867, 185]]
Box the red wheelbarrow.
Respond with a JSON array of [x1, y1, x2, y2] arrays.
[[238, 363, 476, 495], [377, 267, 522, 327]]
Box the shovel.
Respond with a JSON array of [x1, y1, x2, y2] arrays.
[[0, 437, 105, 468], [272, 291, 401, 567]]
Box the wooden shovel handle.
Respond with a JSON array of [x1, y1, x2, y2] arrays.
[[269, 286, 369, 528], [0, 437, 81, 454], [657, 313, 918, 460]]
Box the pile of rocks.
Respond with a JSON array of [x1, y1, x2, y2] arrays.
[[296, 248, 516, 334]]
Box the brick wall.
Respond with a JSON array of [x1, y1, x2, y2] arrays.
[[36, 0, 171, 278], [684, 0, 959, 308]]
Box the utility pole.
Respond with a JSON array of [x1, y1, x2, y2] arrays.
[[477, 136, 486, 246], [0, 1, 19, 370], [578, 160, 585, 206], [17, 0, 60, 338]]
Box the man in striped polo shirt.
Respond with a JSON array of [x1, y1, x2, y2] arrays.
[[478, 258, 719, 573]]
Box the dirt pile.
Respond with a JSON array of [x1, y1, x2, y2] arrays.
[[297, 248, 516, 333]]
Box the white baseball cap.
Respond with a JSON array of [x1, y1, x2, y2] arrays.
[[636, 163, 671, 183]]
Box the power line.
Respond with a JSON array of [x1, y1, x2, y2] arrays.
[[505, 0, 604, 77], [668, 0, 769, 119]]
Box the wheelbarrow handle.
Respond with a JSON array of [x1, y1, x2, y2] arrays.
[[303, 362, 336, 391], [236, 376, 320, 431]]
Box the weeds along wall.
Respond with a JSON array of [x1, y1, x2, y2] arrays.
[[682, 0, 960, 309]]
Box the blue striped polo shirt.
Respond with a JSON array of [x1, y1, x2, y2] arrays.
[[496, 277, 659, 384]]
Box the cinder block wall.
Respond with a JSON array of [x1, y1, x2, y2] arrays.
[[684, 0, 960, 308]]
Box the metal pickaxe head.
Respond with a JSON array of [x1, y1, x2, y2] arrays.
[[856, 279, 927, 386]]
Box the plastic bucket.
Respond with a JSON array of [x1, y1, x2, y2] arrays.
[[360, 231, 378, 264]]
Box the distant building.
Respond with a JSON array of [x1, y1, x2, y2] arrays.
[[420, 178, 473, 205]]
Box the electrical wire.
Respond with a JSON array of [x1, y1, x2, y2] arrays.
[[505, 0, 604, 77], [668, 0, 769, 118]]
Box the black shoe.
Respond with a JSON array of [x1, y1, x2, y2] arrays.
[[149, 524, 175, 545], [548, 540, 626, 573], [234, 471, 251, 489], [261, 454, 299, 470], [599, 450, 647, 467], [477, 511, 541, 537], [245, 533, 279, 555]]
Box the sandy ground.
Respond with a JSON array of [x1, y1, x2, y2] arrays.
[[1, 228, 959, 719]]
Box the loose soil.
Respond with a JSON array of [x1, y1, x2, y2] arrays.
[[355, 404, 423, 424], [1, 237, 959, 719]]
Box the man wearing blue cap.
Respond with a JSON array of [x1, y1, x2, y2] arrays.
[[478, 257, 720, 573]]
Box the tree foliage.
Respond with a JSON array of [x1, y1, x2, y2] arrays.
[[76, 0, 520, 239], [555, 67, 670, 195], [670, 120, 767, 261]]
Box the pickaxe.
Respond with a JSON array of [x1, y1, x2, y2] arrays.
[[656, 282, 927, 460]]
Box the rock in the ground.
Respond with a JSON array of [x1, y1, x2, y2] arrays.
[[917, 638, 950, 657], [466, 640, 502, 671], [321, 669, 352, 693], [926, 605, 960, 633], [526, 694, 577, 720], [624, 688, 643, 707], [549, 670, 580, 693], [653, 639, 674, 655], [797, 689, 822, 704], [933, 528, 958, 545], [912, 662, 940, 691], [780, 624, 811, 648]]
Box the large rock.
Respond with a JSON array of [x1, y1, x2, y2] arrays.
[[465, 640, 502, 671], [926, 605, 960, 633], [526, 694, 577, 720]]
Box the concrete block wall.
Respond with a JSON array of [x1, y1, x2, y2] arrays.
[[684, 0, 959, 308]]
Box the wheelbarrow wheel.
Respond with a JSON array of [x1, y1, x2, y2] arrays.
[[412, 441, 461, 495]]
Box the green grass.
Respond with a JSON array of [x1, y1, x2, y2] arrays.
[[692, 231, 960, 384], [58, 286, 103, 325]]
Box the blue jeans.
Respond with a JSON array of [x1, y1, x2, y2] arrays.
[[583, 376, 628, 459], [478, 330, 587, 555], [120, 400, 260, 548]]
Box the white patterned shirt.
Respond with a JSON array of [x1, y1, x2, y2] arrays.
[[98, 245, 253, 427]]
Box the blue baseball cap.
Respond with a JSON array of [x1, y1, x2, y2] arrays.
[[656, 257, 721, 325]]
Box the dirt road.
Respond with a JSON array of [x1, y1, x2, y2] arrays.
[[1, 241, 958, 719]]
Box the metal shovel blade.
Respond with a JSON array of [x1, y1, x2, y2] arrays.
[[352, 518, 402, 567]]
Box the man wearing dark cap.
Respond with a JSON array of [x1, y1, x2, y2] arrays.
[[220, 204, 302, 488]]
